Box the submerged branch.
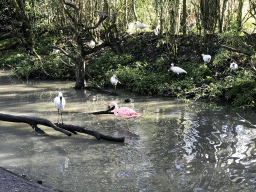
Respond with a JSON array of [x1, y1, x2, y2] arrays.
[[55, 123, 125, 142], [0, 113, 71, 136], [236, 113, 256, 128], [0, 113, 125, 142]]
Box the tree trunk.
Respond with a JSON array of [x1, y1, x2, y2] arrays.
[[237, 0, 244, 32], [182, 0, 187, 35], [75, 56, 85, 89], [132, 0, 138, 21], [218, 0, 228, 33], [160, 1, 164, 35]]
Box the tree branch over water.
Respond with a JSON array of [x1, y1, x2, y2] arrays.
[[0, 113, 125, 142]]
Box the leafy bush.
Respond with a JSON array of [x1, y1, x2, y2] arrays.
[[88, 52, 133, 86], [225, 71, 256, 108]]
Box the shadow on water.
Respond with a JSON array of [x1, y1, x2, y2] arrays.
[[1, 70, 256, 191]]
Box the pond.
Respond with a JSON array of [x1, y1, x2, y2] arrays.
[[0, 70, 256, 192]]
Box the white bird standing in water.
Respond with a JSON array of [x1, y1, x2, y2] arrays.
[[135, 21, 148, 30], [54, 92, 66, 124], [168, 63, 187, 75], [202, 54, 211, 63], [230, 62, 238, 72], [110, 75, 121, 90], [89, 40, 95, 48]]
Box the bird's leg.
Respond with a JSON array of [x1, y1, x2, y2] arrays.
[[60, 111, 63, 125], [57, 109, 60, 123]]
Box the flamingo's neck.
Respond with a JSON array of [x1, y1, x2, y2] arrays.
[[113, 104, 119, 117]]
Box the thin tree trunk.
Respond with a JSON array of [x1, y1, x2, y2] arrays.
[[182, 0, 187, 35], [75, 56, 85, 89], [237, 0, 244, 32], [219, 0, 228, 33], [132, 0, 137, 21], [160, 1, 163, 35], [125, 0, 128, 28]]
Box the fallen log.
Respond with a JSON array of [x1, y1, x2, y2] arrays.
[[90, 106, 115, 115], [0, 113, 125, 142], [55, 123, 125, 142], [0, 113, 71, 136]]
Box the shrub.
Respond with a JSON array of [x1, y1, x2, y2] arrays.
[[225, 71, 256, 108]]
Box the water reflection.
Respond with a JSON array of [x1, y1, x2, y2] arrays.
[[1, 72, 256, 191]]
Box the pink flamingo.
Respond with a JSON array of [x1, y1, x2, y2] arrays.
[[109, 101, 141, 125]]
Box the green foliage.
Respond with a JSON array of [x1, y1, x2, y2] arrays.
[[7, 53, 32, 77], [0, 37, 19, 50], [225, 71, 256, 108], [153, 57, 168, 73], [0, 34, 75, 79], [88, 52, 133, 86], [35, 35, 57, 55], [213, 48, 230, 69]]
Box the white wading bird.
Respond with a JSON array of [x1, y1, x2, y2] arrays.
[[168, 63, 187, 75], [154, 26, 160, 35], [54, 92, 66, 124], [230, 62, 238, 72], [110, 75, 121, 90], [202, 54, 211, 63], [89, 40, 95, 48], [135, 21, 148, 30]]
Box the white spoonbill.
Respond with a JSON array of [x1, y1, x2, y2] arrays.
[[89, 40, 95, 48], [202, 54, 211, 63], [109, 101, 141, 126], [168, 63, 187, 75], [154, 26, 160, 35], [230, 62, 238, 72], [54, 92, 66, 124], [110, 75, 121, 90], [135, 21, 148, 30]]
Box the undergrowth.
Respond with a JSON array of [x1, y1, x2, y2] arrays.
[[1, 34, 256, 109]]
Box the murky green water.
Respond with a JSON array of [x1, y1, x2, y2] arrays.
[[1, 70, 256, 191]]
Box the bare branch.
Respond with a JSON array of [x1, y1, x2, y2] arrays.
[[58, 25, 78, 36], [64, 1, 78, 11], [0, 113, 71, 136], [95, 10, 113, 17], [0, 113, 125, 142], [48, 45, 73, 59], [85, 15, 108, 30], [60, 58, 75, 68], [55, 123, 125, 142], [221, 45, 253, 56]]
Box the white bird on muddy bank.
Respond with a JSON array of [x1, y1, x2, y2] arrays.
[[202, 54, 211, 63], [168, 63, 187, 75], [154, 26, 160, 35], [54, 92, 66, 124], [135, 21, 148, 30], [110, 75, 121, 90], [89, 40, 95, 48], [230, 62, 238, 72]]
